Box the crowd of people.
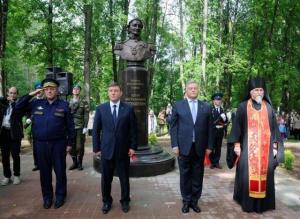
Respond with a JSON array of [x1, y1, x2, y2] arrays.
[[0, 76, 291, 215], [276, 111, 300, 140]]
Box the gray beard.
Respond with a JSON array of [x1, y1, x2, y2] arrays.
[[254, 96, 263, 104]]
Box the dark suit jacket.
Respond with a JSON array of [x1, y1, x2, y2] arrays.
[[0, 97, 24, 140], [170, 99, 213, 157], [211, 106, 227, 127], [92, 101, 137, 160]]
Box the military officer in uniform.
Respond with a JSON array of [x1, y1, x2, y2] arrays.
[[68, 84, 89, 170], [209, 92, 228, 169], [16, 78, 74, 209]]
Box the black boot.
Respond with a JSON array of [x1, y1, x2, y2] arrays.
[[77, 156, 83, 171], [69, 156, 78, 170]]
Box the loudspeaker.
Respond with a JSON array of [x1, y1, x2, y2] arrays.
[[46, 67, 63, 80], [46, 67, 63, 74], [46, 72, 55, 79], [56, 72, 73, 95]]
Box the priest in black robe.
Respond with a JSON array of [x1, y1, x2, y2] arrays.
[[227, 77, 284, 213]]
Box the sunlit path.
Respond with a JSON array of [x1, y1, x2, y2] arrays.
[[0, 137, 299, 219]]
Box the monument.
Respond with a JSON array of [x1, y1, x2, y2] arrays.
[[94, 18, 175, 177]]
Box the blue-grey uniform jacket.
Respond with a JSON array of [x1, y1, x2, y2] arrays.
[[16, 94, 75, 146]]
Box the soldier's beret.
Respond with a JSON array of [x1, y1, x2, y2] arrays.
[[73, 84, 81, 90], [34, 81, 42, 89]]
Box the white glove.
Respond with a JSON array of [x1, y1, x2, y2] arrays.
[[26, 118, 32, 124], [273, 149, 278, 157], [82, 128, 88, 134], [220, 113, 226, 121]]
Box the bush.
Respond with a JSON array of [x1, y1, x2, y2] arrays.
[[284, 149, 295, 170], [148, 133, 158, 145]]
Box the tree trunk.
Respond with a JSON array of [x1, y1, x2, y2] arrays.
[[109, 0, 117, 81], [281, 7, 294, 112], [216, 0, 224, 88], [148, 0, 159, 98], [47, 0, 53, 67], [0, 0, 9, 95], [117, 0, 129, 81], [268, 0, 279, 47], [178, 0, 185, 94], [83, 4, 92, 107], [225, 0, 239, 108], [95, 47, 102, 104], [201, 0, 208, 95]]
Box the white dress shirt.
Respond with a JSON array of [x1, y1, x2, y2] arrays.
[[110, 100, 120, 117], [2, 103, 13, 128]]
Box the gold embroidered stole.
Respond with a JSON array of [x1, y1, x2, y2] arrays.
[[247, 100, 270, 198]]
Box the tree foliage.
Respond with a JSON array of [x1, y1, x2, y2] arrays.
[[1, 0, 299, 113]]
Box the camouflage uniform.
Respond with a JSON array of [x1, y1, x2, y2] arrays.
[[69, 97, 89, 170]]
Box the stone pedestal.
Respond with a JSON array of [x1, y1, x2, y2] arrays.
[[93, 62, 175, 177], [120, 62, 149, 148]]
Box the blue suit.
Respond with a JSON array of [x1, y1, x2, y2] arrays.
[[92, 101, 137, 204], [170, 99, 213, 205], [16, 94, 74, 203]]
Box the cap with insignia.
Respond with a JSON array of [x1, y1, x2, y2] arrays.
[[41, 78, 60, 88], [73, 84, 81, 90], [34, 81, 42, 89], [211, 92, 223, 100]]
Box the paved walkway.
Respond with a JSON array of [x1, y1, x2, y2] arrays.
[[0, 137, 299, 219]]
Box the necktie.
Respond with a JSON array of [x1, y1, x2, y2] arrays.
[[113, 105, 117, 125], [7, 104, 12, 116], [191, 100, 197, 123]]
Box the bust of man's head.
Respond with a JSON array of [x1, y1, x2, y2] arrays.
[[127, 18, 143, 40]]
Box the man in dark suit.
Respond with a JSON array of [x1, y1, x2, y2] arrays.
[[92, 82, 137, 214], [0, 87, 24, 186], [170, 80, 213, 213]]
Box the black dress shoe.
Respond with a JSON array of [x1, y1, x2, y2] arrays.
[[102, 203, 111, 214], [32, 166, 39, 171], [190, 203, 201, 213], [43, 200, 52, 209], [210, 164, 215, 169], [215, 164, 222, 169], [181, 203, 189, 213], [54, 199, 65, 209], [121, 202, 130, 213], [77, 164, 83, 171], [68, 163, 78, 170]]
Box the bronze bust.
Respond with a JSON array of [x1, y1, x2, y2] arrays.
[[114, 18, 156, 62]]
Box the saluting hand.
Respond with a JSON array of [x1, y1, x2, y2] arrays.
[[29, 88, 43, 96]]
